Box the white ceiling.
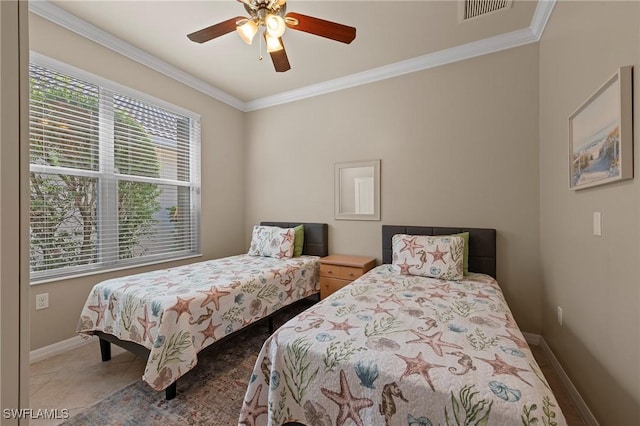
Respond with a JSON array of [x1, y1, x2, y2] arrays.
[[32, 1, 551, 111]]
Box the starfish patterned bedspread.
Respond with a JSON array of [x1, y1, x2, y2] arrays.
[[77, 254, 320, 391], [239, 264, 567, 426]]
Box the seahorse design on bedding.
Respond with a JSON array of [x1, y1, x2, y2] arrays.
[[379, 382, 408, 426]]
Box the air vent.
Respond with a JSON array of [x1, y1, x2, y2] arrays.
[[459, 0, 513, 21]]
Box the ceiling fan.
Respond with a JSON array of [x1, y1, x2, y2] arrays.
[[187, 0, 356, 73]]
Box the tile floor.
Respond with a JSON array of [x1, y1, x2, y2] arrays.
[[29, 339, 586, 425], [30, 338, 146, 426]]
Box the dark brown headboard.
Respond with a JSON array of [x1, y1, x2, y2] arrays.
[[382, 225, 497, 278], [260, 222, 328, 257]]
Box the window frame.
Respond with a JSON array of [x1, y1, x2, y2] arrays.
[[29, 52, 201, 284]]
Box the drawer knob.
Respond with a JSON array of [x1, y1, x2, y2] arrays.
[[348, 272, 354, 277], [327, 269, 334, 274]]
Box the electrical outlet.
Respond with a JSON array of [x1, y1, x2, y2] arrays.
[[36, 293, 49, 310], [557, 306, 563, 326]]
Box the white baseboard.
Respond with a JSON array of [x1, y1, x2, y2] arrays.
[[523, 331, 541, 345], [30, 335, 95, 364], [539, 336, 600, 426]]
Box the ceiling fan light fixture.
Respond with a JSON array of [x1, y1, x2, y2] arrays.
[[265, 14, 286, 38], [265, 33, 283, 52], [236, 19, 258, 45]]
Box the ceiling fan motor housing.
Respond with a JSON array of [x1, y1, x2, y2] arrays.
[[244, 0, 287, 21]]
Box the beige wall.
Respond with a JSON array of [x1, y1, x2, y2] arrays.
[[246, 44, 543, 332], [28, 14, 246, 350], [24, 3, 640, 423], [539, 1, 640, 425]]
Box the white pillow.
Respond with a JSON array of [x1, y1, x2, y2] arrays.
[[247, 225, 295, 259], [392, 234, 464, 280]]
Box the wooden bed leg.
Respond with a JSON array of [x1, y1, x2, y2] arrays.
[[99, 338, 111, 362], [268, 316, 274, 335], [165, 382, 177, 400]]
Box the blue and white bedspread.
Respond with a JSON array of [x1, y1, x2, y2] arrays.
[[77, 254, 319, 391], [240, 264, 567, 426]]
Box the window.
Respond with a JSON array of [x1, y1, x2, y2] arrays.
[[29, 57, 201, 283]]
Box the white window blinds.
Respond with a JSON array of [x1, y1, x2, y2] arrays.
[[29, 60, 201, 283]]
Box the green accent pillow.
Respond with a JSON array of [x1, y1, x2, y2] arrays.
[[455, 232, 470, 275], [293, 225, 304, 257]]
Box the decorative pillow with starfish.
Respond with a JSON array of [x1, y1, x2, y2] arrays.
[[248, 225, 295, 259], [391, 234, 464, 280]]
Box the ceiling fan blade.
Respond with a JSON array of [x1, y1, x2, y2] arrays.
[[187, 16, 245, 43], [285, 12, 356, 44], [269, 38, 291, 72]]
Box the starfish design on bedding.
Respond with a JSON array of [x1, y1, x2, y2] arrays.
[[282, 231, 295, 244], [167, 296, 195, 323], [427, 245, 448, 264], [199, 320, 221, 344], [396, 259, 413, 275], [87, 296, 107, 326], [329, 319, 359, 335], [320, 369, 373, 426], [367, 304, 394, 316], [378, 293, 406, 307], [497, 329, 529, 349], [381, 279, 399, 287], [137, 307, 157, 344], [198, 286, 231, 310], [118, 281, 139, 292], [239, 384, 268, 426], [406, 330, 463, 357], [285, 285, 297, 300], [396, 352, 446, 392], [429, 282, 451, 293], [490, 313, 519, 329], [284, 264, 300, 278], [400, 236, 424, 257], [428, 292, 449, 301], [472, 291, 493, 301], [475, 354, 532, 386]]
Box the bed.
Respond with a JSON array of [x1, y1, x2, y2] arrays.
[[239, 225, 567, 425], [76, 221, 328, 400]]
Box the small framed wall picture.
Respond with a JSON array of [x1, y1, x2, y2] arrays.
[[568, 66, 633, 190]]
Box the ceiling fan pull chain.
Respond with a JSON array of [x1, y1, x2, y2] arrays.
[[258, 30, 263, 61]]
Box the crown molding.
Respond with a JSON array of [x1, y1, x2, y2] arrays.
[[530, 0, 557, 40], [246, 1, 556, 111], [30, 0, 556, 113], [28, 0, 246, 111], [245, 26, 538, 111]]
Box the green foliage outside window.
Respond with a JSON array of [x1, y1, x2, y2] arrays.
[[29, 72, 161, 272]]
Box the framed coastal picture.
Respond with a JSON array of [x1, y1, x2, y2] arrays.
[[569, 65, 633, 190]]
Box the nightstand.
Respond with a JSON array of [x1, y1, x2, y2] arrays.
[[319, 254, 377, 299]]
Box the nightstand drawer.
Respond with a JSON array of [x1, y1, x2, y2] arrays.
[[338, 266, 364, 280], [319, 254, 376, 300], [320, 277, 350, 299], [320, 264, 365, 281]]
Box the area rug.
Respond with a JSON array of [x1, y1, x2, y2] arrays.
[[62, 299, 315, 426]]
